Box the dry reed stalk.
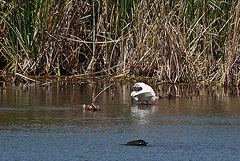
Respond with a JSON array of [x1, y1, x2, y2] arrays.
[[93, 83, 113, 103], [220, 1, 240, 86], [15, 73, 39, 83]]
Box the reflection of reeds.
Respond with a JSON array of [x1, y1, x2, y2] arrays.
[[0, 0, 239, 85]]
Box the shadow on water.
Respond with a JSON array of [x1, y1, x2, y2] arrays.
[[0, 79, 240, 160]]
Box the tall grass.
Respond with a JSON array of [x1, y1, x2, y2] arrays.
[[0, 0, 67, 75], [0, 0, 239, 86]]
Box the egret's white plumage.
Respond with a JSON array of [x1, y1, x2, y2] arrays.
[[131, 82, 158, 104]]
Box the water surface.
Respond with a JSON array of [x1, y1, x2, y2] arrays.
[[0, 81, 240, 160]]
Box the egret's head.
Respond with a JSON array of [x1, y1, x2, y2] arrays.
[[131, 91, 137, 97], [131, 91, 139, 103], [133, 97, 139, 101], [151, 96, 159, 101]]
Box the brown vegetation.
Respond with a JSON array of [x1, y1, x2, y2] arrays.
[[0, 0, 239, 86]]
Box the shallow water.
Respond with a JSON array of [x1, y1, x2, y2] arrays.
[[0, 81, 240, 160]]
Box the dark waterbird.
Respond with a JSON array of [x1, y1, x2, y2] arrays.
[[82, 104, 100, 111], [125, 140, 148, 146]]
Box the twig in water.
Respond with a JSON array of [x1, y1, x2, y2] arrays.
[[93, 83, 113, 103]]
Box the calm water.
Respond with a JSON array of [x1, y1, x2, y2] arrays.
[[0, 81, 240, 160]]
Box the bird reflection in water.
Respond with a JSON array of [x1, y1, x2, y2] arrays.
[[130, 104, 156, 125]]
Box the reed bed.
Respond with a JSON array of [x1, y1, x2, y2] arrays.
[[0, 0, 239, 86]]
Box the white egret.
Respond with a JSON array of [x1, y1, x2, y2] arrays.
[[131, 82, 158, 104]]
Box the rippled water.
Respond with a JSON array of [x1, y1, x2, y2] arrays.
[[0, 81, 240, 160]]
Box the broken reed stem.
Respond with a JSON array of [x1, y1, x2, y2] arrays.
[[15, 73, 40, 83], [93, 83, 113, 103], [15, 73, 52, 86]]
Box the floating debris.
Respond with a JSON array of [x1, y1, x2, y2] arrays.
[[125, 140, 148, 146], [83, 103, 100, 111]]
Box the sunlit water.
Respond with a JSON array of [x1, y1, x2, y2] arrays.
[[0, 81, 240, 160]]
